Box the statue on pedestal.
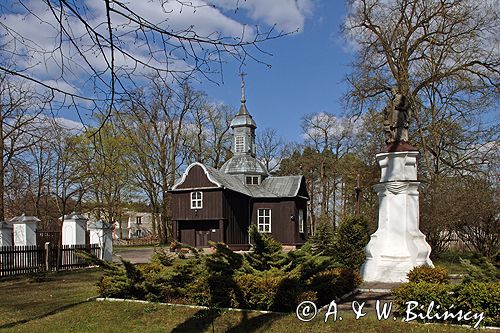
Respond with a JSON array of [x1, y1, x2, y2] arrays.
[[383, 88, 410, 144]]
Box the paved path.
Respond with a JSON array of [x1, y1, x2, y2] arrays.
[[112, 247, 155, 264], [336, 282, 401, 311]]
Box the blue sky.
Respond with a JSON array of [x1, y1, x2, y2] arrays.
[[197, 1, 353, 142], [1, 1, 355, 142]]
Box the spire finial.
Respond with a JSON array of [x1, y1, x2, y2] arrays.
[[239, 72, 247, 103]]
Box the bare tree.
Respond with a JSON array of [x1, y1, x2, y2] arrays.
[[186, 101, 233, 169], [117, 77, 199, 243], [0, 75, 48, 220], [0, 1, 289, 125], [342, 0, 499, 176], [256, 127, 286, 173]]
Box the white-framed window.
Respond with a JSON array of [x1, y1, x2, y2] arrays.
[[136, 216, 142, 225], [245, 176, 260, 185], [235, 135, 245, 153], [257, 208, 271, 233], [191, 191, 203, 209], [298, 209, 304, 233], [136, 229, 143, 237]]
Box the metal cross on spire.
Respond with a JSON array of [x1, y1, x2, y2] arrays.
[[355, 174, 362, 217], [240, 72, 247, 103]]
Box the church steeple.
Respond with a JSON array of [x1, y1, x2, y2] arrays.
[[230, 73, 256, 156], [220, 74, 269, 183]]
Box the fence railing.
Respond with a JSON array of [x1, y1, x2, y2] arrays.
[[0, 244, 101, 277]]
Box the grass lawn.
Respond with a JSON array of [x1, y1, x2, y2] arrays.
[[0, 268, 495, 333]]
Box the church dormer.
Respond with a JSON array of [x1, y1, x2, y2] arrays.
[[230, 73, 257, 157]]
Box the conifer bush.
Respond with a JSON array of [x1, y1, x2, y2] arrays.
[[407, 265, 449, 284], [246, 225, 287, 271], [309, 218, 335, 255], [308, 267, 362, 305], [92, 232, 361, 312], [332, 216, 370, 270]]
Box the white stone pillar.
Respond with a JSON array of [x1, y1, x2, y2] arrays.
[[0, 221, 13, 246], [88, 220, 113, 261], [10, 214, 39, 246], [61, 212, 88, 246], [361, 150, 433, 283]]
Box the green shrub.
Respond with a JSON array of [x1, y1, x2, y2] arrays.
[[194, 242, 244, 308], [273, 273, 304, 312], [150, 247, 175, 266], [231, 272, 304, 312], [460, 256, 500, 283], [287, 243, 341, 282], [392, 282, 454, 318], [232, 273, 282, 310], [187, 276, 211, 306], [453, 282, 500, 327], [246, 225, 287, 271], [309, 219, 335, 255], [97, 259, 146, 299], [308, 268, 361, 305], [332, 216, 370, 270], [407, 265, 449, 284], [393, 281, 500, 327]]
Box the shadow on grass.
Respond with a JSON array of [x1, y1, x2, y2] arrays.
[[171, 309, 221, 333], [225, 312, 283, 333], [0, 300, 89, 329], [171, 309, 283, 333]]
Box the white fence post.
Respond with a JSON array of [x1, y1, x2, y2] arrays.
[[88, 220, 113, 261], [10, 214, 39, 246], [61, 212, 88, 246]]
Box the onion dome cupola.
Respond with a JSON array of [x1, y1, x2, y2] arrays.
[[220, 73, 269, 183]]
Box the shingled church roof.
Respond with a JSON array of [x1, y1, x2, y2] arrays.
[[172, 162, 306, 199]]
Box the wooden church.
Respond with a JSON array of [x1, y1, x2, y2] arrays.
[[170, 78, 308, 250]]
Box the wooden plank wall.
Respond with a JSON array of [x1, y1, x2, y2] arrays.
[[171, 190, 224, 220], [175, 165, 218, 189], [224, 191, 250, 246], [252, 199, 297, 245]]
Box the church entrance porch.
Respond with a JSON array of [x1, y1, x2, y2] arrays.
[[176, 220, 224, 247]]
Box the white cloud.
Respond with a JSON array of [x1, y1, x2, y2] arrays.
[[211, 0, 314, 32], [0, 0, 315, 111], [0, 1, 260, 92]]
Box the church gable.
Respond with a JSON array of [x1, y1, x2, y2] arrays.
[[173, 163, 220, 190], [297, 177, 309, 199]]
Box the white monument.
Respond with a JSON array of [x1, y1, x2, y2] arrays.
[[61, 212, 88, 246], [88, 220, 113, 261], [0, 221, 13, 246], [361, 90, 433, 283], [10, 214, 40, 246]]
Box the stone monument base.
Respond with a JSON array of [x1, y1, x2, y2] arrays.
[[361, 148, 433, 283]]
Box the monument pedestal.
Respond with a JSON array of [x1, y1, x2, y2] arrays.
[[361, 148, 432, 283]]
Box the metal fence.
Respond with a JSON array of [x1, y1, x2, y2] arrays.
[[0, 244, 101, 277]]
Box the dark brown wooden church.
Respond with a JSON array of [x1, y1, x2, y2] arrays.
[[170, 80, 308, 250]]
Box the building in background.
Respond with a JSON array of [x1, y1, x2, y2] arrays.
[[113, 211, 154, 239]]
